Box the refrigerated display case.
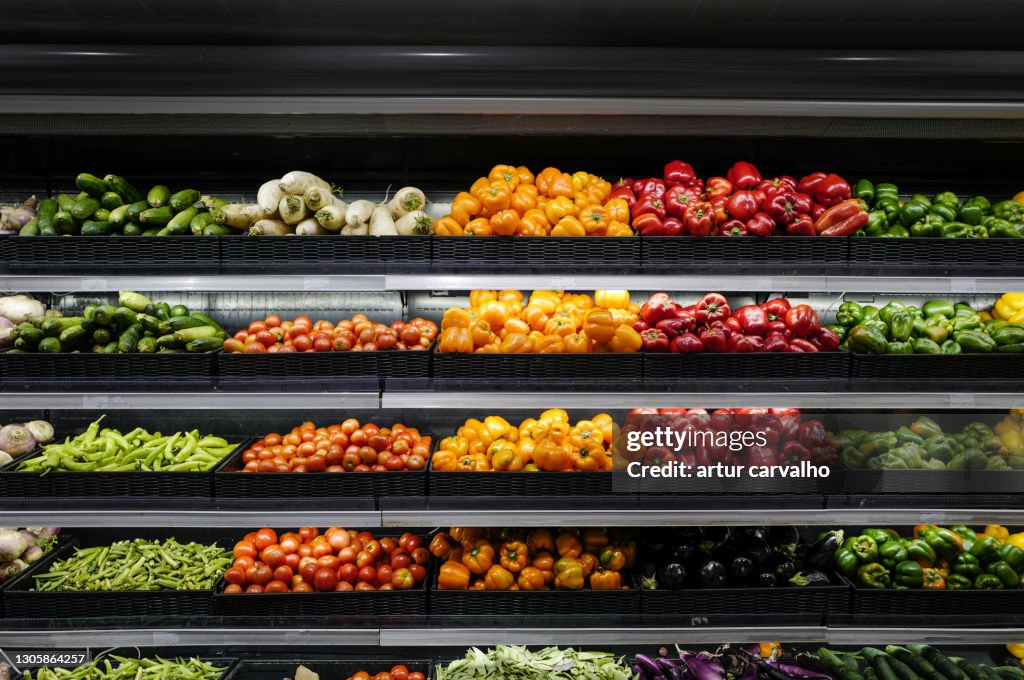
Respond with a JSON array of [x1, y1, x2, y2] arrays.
[[1, 1, 1023, 676]]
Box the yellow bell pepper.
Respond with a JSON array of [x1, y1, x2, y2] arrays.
[[1007, 643, 1024, 660], [544, 195, 577, 224], [983, 525, 1010, 541], [1014, 190, 1024, 208], [1007, 533, 1024, 552], [539, 408, 569, 423], [994, 293, 1024, 321], [978, 310, 993, 321], [594, 289, 630, 310], [550, 215, 585, 237], [571, 171, 590, 192], [1000, 429, 1023, 450]]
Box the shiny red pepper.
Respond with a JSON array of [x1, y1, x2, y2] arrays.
[[613, 177, 633, 189], [765, 321, 789, 336], [695, 293, 730, 325], [661, 217, 686, 236], [641, 328, 670, 353], [705, 176, 733, 199], [632, 212, 664, 235], [726, 190, 763, 221], [811, 203, 827, 221], [641, 293, 682, 324], [726, 161, 762, 190], [746, 211, 775, 237], [656, 317, 694, 339], [820, 212, 869, 237], [815, 173, 852, 207], [764, 331, 789, 352], [709, 196, 729, 225], [728, 334, 756, 353], [710, 409, 735, 430], [633, 319, 651, 333], [725, 317, 743, 334], [780, 440, 811, 464], [720, 219, 748, 236], [763, 192, 801, 225], [670, 332, 703, 353], [631, 193, 666, 220], [807, 326, 840, 352], [663, 160, 697, 186], [732, 304, 768, 336], [784, 304, 820, 337], [683, 202, 715, 237], [747, 444, 778, 467], [798, 172, 827, 197], [632, 178, 666, 199], [664, 185, 700, 220], [815, 199, 868, 236], [761, 297, 791, 322], [785, 214, 815, 237], [758, 176, 797, 196], [699, 327, 729, 353], [788, 338, 819, 352], [607, 186, 637, 207], [798, 420, 828, 448]]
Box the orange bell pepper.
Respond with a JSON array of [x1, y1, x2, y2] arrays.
[[571, 443, 606, 471], [517, 566, 546, 591], [516, 166, 535, 186], [456, 453, 490, 471], [442, 307, 472, 329], [470, 319, 494, 347], [608, 324, 642, 353], [465, 217, 492, 236], [527, 529, 555, 553], [439, 327, 473, 353], [478, 300, 510, 330], [488, 164, 520, 190], [479, 181, 512, 218], [605, 221, 634, 237], [431, 449, 458, 471], [605, 198, 630, 224], [510, 185, 538, 214], [484, 564, 515, 590], [544, 317, 576, 338], [434, 216, 465, 236], [524, 306, 550, 331], [580, 206, 610, 235], [582, 528, 609, 553], [579, 551, 598, 578], [533, 552, 555, 585], [439, 435, 468, 457], [469, 290, 497, 306], [534, 335, 565, 353], [469, 177, 491, 201], [449, 192, 481, 226], [589, 567, 622, 590], [499, 540, 529, 572], [535, 167, 562, 196], [553, 556, 584, 590], [551, 216, 585, 237], [564, 333, 591, 353], [544, 196, 577, 224], [430, 532, 458, 560], [490, 445, 523, 471], [548, 172, 575, 198], [583, 309, 616, 344], [571, 171, 590, 191], [591, 413, 615, 445], [599, 545, 626, 571], [500, 332, 533, 354], [555, 532, 583, 558], [462, 539, 496, 575], [533, 440, 570, 471], [529, 290, 560, 312], [438, 560, 471, 589], [489, 209, 520, 236]]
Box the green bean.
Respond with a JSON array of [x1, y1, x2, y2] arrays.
[[25, 656, 226, 680]]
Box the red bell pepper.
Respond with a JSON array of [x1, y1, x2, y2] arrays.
[[632, 212, 664, 235], [815, 173, 852, 207], [784, 304, 820, 337], [661, 217, 686, 236], [761, 297, 791, 321], [788, 338, 819, 352], [725, 317, 743, 334], [641, 328, 670, 353], [698, 327, 729, 353], [663, 160, 697, 187], [710, 409, 735, 431], [631, 194, 666, 220], [785, 214, 815, 237], [746, 335, 765, 352], [632, 178, 666, 199], [641, 293, 682, 324], [629, 407, 659, 415], [811, 203, 826, 220], [733, 304, 768, 336], [798, 420, 828, 448], [709, 196, 729, 225], [695, 293, 730, 324], [763, 192, 801, 225], [607, 185, 637, 207], [728, 334, 756, 353], [747, 444, 778, 467], [764, 331, 790, 352], [807, 326, 840, 352], [613, 177, 632, 189], [683, 202, 715, 237], [633, 319, 651, 333], [726, 190, 763, 221], [726, 161, 762, 190], [664, 185, 699, 219], [720, 219, 748, 236], [746, 211, 775, 237], [670, 332, 703, 353], [705, 176, 733, 199], [798, 172, 826, 197], [708, 319, 732, 336], [765, 321, 789, 336], [816, 200, 869, 236], [656, 317, 692, 339], [780, 440, 811, 464], [758, 176, 797, 196]]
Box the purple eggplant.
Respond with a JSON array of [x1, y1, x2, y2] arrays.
[[636, 654, 664, 678], [741, 649, 833, 680], [657, 657, 685, 680], [679, 652, 726, 680]]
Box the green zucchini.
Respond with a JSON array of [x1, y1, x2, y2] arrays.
[[136, 336, 158, 353], [169, 188, 200, 212], [19, 218, 39, 236], [126, 200, 150, 222], [107, 203, 131, 226], [100, 191, 124, 210], [118, 291, 153, 313], [36, 197, 59, 236], [59, 324, 89, 346], [54, 210, 77, 234], [190, 211, 215, 234], [147, 184, 170, 208], [165, 205, 198, 234], [159, 315, 204, 334], [37, 337, 62, 353], [112, 306, 138, 328], [140, 205, 174, 225], [142, 227, 161, 236], [202, 224, 232, 236], [173, 325, 218, 343], [70, 196, 100, 220], [123, 221, 143, 236], [169, 304, 189, 318], [104, 174, 143, 203], [94, 304, 118, 326], [884, 648, 941, 680], [907, 647, 962, 680], [117, 323, 143, 352], [80, 220, 116, 236], [189, 312, 225, 334], [186, 337, 224, 353], [103, 341, 119, 354], [56, 194, 76, 212], [93, 208, 111, 221], [40, 316, 85, 336], [157, 348, 184, 354], [92, 327, 112, 344], [155, 334, 178, 349], [154, 302, 171, 320], [136, 314, 163, 335], [75, 172, 107, 197]]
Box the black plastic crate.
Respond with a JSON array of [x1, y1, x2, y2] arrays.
[[1, 532, 229, 618], [0, 349, 217, 388], [850, 353, 1024, 390], [643, 351, 850, 389], [842, 469, 1024, 494], [0, 433, 242, 499], [433, 236, 641, 271], [432, 349, 643, 386], [213, 436, 428, 499], [0, 235, 221, 274], [219, 235, 432, 274], [843, 574, 1024, 617], [216, 347, 431, 385], [429, 572, 639, 616], [428, 454, 614, 497], [640, 582, 850, 617], [224, 659, 433, 680], [642, 236, 847, 273], [849, 238, 1024, 276]]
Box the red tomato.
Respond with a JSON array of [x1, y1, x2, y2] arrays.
[[327, 531, 351, 551], [350, 429, 368, 447], [293, 582, 313, 593], [408, 564, 426, 584], [390, 552, 411, 569], [234, 556, 255, 572], [272, 565, 294, 583], [306, 454, 326, 472], [298, 527, 320, 543], [338, 546, 358, 565], [264, 314, 281, 327], [379, 537, 398, 555], [375, 673, 391, 680], [224, 567, 246, 585], [355, 581, 375, 592], [356, 551, 375, 568], [341, 419, 360, 435], [223, 338, 246, 354], [245, 584, 264, 594], [358, 565, 378, 585], [400, 533, 422, 553], [359, 446, 377, 465], [265, 580, 289, 593], [385, 455, 405, 471], [335, 581, 354, 591], [261, 546, 286, 569], [252, 564, 274, 586], [233, 540, 258, 559], [244, 341, 267, 353], [299, 561, 319, 585], [284, 553, 300, 570], [313, 336, 333, 352], [292, 335, 313, 352], [248, 321, 268, 333], [224, 584, 243, 594], [280, 535, 301, 554], [411, 547, 430, 566], [391, 666, 409, 680], [314, 568, 339, 592], [317, 555, 340, 571], [376, 332, 398, 351], [255, 330, 277, 348], [338, 563, 359, 584], [409, 673, 425, 680], [377, 564, 393, 585], [369, 434, 391, 452], [407, 453, 426, 471]]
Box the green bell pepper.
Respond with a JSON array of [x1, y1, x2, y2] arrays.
[[993, 200, 1024, 221], [878, 301, 908, 325], [921, 300, 955, 319], [955, 330, 996, 353], [853, 179, 875, 202], [910, 416, 943, 439], [924, 313, 954, 331], [940, 339, 962, 354], [905, 538, 936, 566], [985, 217, 1024, 239], [911, 215, 944, 237], [834, 547, 860, 576], [893, 560, 923, 588], [865, 210, 888, 236], [847, 534, 879, 562], [887, 341, 914, 354], [912, 337, 942, 354], [997, 342, 1024, 353], [929, 203, 957, 222], [894, 426, 925, 446], [969, 535, 1003, 563], [919, 326, 949, 344], [947, 449, 989, 470], [924, 435, 957, 462], [889, 311, 915, 341], [949, 524, 977, 539], [911, 193, 932, 206], [923, 527, 964, 560], [837, 302, 865, 327], [986, 560, 1019, 588], [840, 446, 867, 469], [974, 573, 1003, 589], [999, 542, 1024, 571], [875, 182, 899, 198], [900, 199, 930, 227], [991, 324, 1024, 347], [883, 224, 910, 238], [933, 191, 959, 207], [859, 431, 898, 456], [862, 528, 898, 546], [954, 303, 976, 317], [939, 221, 973, 238], [951, 552, 982, 580], [964, 195, 991, 212], [826, 324, 847, 341], [862, 305, 880, 320], [957, 202, 985, 225], [946, 573, 973, 589], [861, 317, 890, 335], [952, 315, 982, 333], [879, 541, 910, 569], [857, 562, 892, 589], [848, 325, 888, 354]]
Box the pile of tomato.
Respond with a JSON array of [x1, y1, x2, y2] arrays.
[[342, 667, 425, 680], [223, 527, 429, 594], [238, 420, 431, 473], [223, 313, 438, 354]]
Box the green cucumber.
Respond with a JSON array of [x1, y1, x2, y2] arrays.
[[36, 197, 59, 236], [92, 327, 112, 345], [126, 200, 149, 222], [117, 323, 143, 352], [202, 224, 232, 236], [169, 188, 201, 212], [40, 316, 85, 336], [907, 647, 962, 680], [100, 191, 124, 210], [103, 341, 119, 354], [59, 324, 89, 346], [118, 291, 153, 313], [37, 337, 62, 353], [190, 211, 215, 234], [113, 306, 138, 328], [54, 210, 77, 234], [884, 647, 942, 680], [104, 174, 143, 203], [83, 304, 99, 322], [93, 208, 111, 221], [186, 337, 224, 353], [70, 196, 100, 220], [13, 325, 43, 348], [94, 304, 118, 326], [136, 336, 158, 353], [140, 205, 174, 225], [123, 221, 143, 236], [56, 194, 76, 212], [169, 304, 189, 318], [76, 191, 89, 201], [157, 348, 184, 354], [75, 172, 107, 197], [80, 220, 116, 236], [159, 315, 204, 334], [173, 325, 219, 343], [165, 205, 198, 234], [19, 218, 39, 236], [147, 185, 171, 208], [136, 314, 163, 335]]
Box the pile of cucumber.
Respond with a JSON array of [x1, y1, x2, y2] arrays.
[[20, 173, 231, 237], [6, 291, 226, 354], [818, 644, 1024, 680]]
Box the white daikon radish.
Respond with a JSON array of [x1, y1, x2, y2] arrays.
[[296, 218, 329, 236], [341, 221, 369, 236], [303, 185, 342, 212], [295, 666, 320, 680], [279, 195, 309, 225], [279, 170, 329, 195], [395, 210, 435, 236], [369, 205, 398, 236], [248, 219, 292, 236], [314, 205, 346, 231], [215, 203, 254, 229], [257, 179, 286, 216], [387, 186, 427, 218], [346, 200, 374, 227], [242, 204, 264, 223]]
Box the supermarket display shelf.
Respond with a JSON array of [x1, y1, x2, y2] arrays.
[[1, 392, 381, 409], [0, 508, 382, 528], [2, 273, 1020, 294]]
